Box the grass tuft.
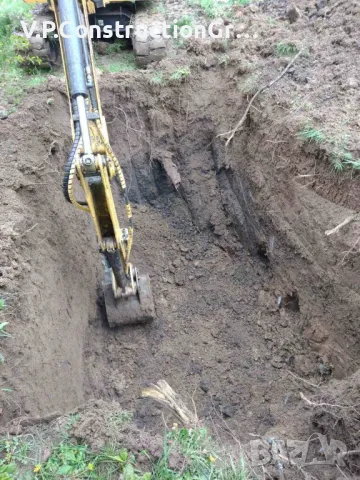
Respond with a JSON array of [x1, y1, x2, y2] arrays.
[[149, 72, 167, 86], [297, 123, 360, 172], [170, 15, 194, 35], [151, 426, 249, 480], [275, 41, 299, 57], [0, 422, 250, 480], [170, 67, 191, 82], [297, 124, 326, 144], [188, 0, 252, 19], [96, 51, 138, 73], [105, 39, 129, 55]]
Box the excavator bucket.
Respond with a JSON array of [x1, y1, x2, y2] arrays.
[[103, 273, 155, 327]]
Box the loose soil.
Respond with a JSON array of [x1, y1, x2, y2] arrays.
[[1, 0, 360, 478]]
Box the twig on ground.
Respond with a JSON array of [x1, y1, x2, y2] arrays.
[[300, 392, 350, 409], [19, 223, 39, 238], [217, 50, 303, 146], [286, 370, 323, 389], [341, 236, 360, 264], [325, 215, 356, 236]]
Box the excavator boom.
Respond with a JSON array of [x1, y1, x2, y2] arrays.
[[47, 0, 155, 326]]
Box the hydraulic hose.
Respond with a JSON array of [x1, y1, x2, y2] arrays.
[[62, 122, 87, 205]]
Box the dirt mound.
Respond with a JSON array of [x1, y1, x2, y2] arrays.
[[0, 81, 100, 423]]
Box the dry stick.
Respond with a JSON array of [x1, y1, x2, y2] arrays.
[[300, 392, 351, 410], [218, 50, 303, 146], [341, 236, 360, 264], [287, 370, 323, 389], [325, 215, 356, 236]]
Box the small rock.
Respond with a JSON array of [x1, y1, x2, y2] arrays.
[[188, 361, 202, 375], [234, 22, 248, 38], [220, 404, 236, 418], [286, 4, 301, 23], [174, 271, 185, 286], [315, 0, 327, 9], [173, 257, 182, 268], [249, 4, 259, 13], [319, 361, 332, 376], [346, 77, 359, 89], [139, 205, 148, 213], [271, 356, 284, 369], [307, 9, 318, 18], [233, 9, 244, 19], [209, 17, 224, 36], [0, 109, 9, 120], [9, 425, 22, 435], [200, 378, 210, 393]]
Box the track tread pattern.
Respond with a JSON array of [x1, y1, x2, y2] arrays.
[[133, 12, 167, 67]]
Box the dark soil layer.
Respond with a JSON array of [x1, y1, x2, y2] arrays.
[[2, 0, 360, 478]]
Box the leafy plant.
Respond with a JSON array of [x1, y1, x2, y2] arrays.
[[0, 323, 10, 338]]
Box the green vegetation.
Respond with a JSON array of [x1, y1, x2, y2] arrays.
[[0, 436, 150, 479], [97, 52, 138, 73], [188, 0, 252, 18], [275, 41, 299, 57], [0, 422, 249, 480], [0, 0, 49, 112], [297, 124, 326, 144], [149, 67, 191, 86], [297, 123, 359, 171], [170, 15, 194, 35], [0, 322, 10, 338], [240, 74, 260, 95], [153, 426, 248, 480], [170, 67, 191, 82], [149, 72, 167, 86], [105, 39, 129, 55]]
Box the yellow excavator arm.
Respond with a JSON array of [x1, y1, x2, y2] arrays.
[[30, 0, 155, 326]]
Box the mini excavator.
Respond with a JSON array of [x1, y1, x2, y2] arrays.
[[23, 0, 155, 327]]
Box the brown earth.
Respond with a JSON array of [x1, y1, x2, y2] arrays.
[[1, 0, 360, 478]]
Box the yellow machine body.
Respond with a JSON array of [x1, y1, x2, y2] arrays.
[[24, 0, 155, 326]]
